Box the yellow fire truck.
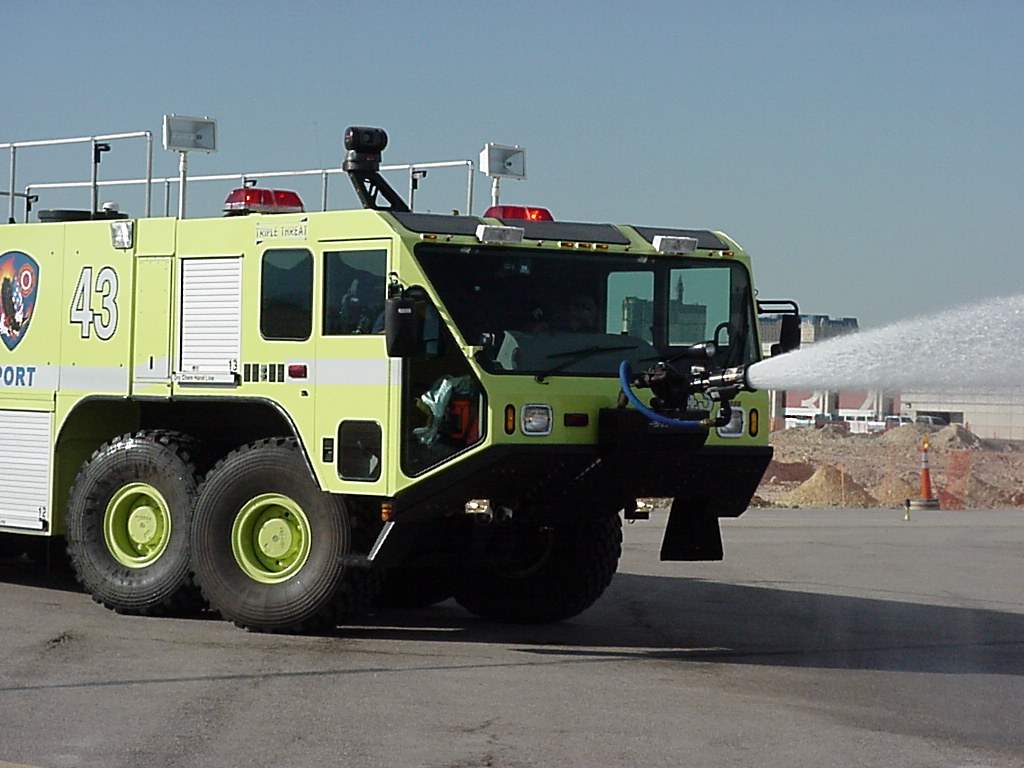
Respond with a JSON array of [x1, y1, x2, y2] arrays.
[[0, 122, 799, 632]]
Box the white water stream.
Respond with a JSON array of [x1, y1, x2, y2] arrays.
[[746, 293, 1024, 393]]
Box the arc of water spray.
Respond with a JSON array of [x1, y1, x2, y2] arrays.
[[746, 293, 1024, 394]]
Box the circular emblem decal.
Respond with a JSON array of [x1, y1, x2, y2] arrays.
[[17, 264, 34, 296]]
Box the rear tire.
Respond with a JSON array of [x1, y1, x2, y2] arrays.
[[454, 510, 622, 623], [191, 438, 350, 633], [65, 431, 203, 615]]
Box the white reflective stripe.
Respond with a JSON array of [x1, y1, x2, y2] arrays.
[[0, 364, 56, 390], [0, 410, 50, 530], [60, 366, 129, 391], [134, 357, 170, 381], [314, 358, 389, 386], [390, 358, 402, 386], [0, 365, 127, 392]]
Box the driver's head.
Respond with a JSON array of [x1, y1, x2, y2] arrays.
[[562, 294, 597, 331]]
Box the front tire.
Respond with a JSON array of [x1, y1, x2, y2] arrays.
[[191, 438, 350, 633], [65, 431, 203, 615], [454, 510, 622, 623]]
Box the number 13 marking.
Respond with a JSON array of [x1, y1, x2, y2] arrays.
[[70, 266, 119, 340]]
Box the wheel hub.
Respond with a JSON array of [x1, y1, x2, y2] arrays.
[[257, 518, 294, 559], [127, 506, 159, 546], [103, 483, 172, 569], [231, 494, 312, 584]]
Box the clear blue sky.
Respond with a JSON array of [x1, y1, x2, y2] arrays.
[[3, 0, 1022, 326]]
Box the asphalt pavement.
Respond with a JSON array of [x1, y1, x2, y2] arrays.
[[1, 507, 1022, 768]]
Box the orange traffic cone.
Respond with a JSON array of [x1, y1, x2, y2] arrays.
[[909, 434, 940, 510]]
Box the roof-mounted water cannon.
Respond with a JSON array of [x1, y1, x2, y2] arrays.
[[342, 126, 409, 212]]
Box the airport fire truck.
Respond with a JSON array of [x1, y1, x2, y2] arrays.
[[0, 122, 799, 632]]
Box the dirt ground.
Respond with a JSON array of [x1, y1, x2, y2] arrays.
[[754, 424, 1024, 509]]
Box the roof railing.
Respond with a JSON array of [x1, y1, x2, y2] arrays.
[[1, 131, 153, 223], [18, 159, 474, 223]]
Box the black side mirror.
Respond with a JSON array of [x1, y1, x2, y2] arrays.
[[757, 299, 801, 357], [778, 313, 801, 355], [385, 296, 424, 357]]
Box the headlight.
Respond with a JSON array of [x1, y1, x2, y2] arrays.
[[521, 404, 552, 435], [716, 407, 745, 438]]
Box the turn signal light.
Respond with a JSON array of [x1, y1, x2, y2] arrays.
[[749, 408, 759, 437], [504, 404, 516, 434]]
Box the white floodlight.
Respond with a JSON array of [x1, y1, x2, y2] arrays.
[[653, 235, 699, 255], [475, 223, 524, 245], [479, 143, 526, 179], [163, 113, 217, 219], [162, 114, 217, 153]]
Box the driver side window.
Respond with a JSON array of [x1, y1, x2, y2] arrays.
[[323, 249, 387, 335]]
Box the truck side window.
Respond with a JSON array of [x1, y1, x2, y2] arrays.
[[323, 249, 387, 335], [261, 249, 313, 340]]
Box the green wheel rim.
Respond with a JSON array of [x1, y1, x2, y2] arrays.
[[231, 493, 312, 584], [103, 482, 172, 568]]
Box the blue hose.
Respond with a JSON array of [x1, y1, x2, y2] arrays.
[[618, 361, 707, 431]]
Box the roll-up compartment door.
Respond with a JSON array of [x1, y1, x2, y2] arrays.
[[179, 257, 242, 384], [0, 410, 52, 531]]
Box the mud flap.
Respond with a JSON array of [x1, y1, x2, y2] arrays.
[[660, 498, 723, 561]]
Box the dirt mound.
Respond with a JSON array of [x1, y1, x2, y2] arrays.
[[939, 470, 1009, 509], [878, 423, 936, 448], [771, 425, 850, 450], [765, 419, 1024, 510], [870, 473, 920, 507], [930, 424, 982, 451], [779, 465, 877, 508], [764, 460, 815, 483]]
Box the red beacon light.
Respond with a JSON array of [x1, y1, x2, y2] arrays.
[[483, 204, 554, 222], [223, 187, 305, 216]]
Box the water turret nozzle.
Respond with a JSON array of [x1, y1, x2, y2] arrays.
[[698, 365, 753, 393], [343, 126, 388, 173], [342, 125, 409, 213]]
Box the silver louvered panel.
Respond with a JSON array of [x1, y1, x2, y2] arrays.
[[0, 410, 51, 531], [180, 258, 242, 375]]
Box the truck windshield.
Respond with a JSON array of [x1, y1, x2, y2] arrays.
[[414, 244, 760, 377]]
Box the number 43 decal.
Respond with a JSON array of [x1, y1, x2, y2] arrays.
[[70, 266, 119, 340]]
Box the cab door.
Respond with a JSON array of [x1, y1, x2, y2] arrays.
[[314, 240, 393, 496]]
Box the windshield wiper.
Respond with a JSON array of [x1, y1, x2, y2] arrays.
[[535, 344, 637, 383]]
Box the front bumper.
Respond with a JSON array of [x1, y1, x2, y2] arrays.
[[393, 409, 772, 523]]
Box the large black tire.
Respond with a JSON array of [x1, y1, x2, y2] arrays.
[[454, 511, 622, 623], [381, 566, 455, 610], [191, 438, 351, 633], [65, 431, 204, 615]]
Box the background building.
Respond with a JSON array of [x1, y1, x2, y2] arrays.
[[758, 314, 899, 429]]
